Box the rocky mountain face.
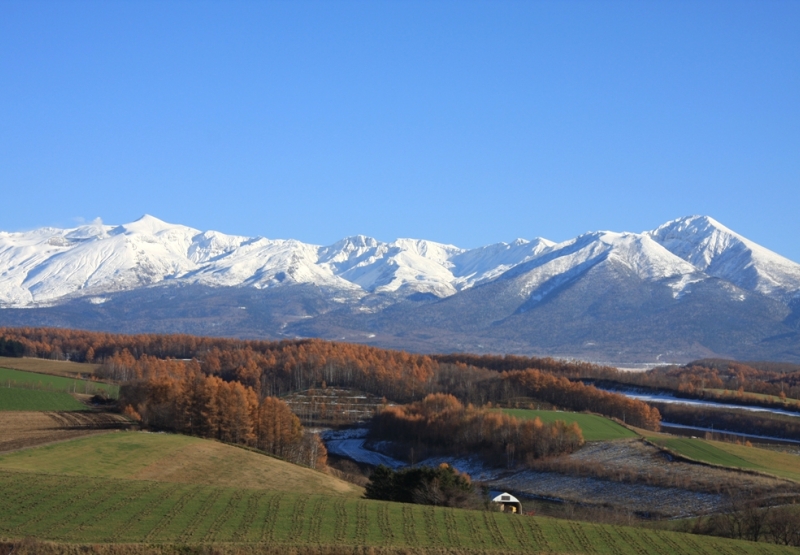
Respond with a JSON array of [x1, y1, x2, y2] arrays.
[[1, 215, 798, 363]]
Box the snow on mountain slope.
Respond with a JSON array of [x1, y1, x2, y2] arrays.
[[317, 236, 465, 296], [496, 231, 703, 305], [1, 214, 797, 309], [449, 238, 554, 287], [649, 216, 800, 301]]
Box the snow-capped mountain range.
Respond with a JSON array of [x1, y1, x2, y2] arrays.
[[1, 215, 799, 362], [1, 214, 798, 308]]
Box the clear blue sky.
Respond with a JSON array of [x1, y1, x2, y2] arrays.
[[2, 1, 799, 261]]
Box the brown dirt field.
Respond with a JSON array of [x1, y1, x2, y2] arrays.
[[494, 439, 800, 518], [0, 411, 133, 453], [0, 356, 102, 377]]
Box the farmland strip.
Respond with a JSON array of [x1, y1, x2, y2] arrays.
[[442, 507, 460, 547], [482, 510, 507, 548], [177, 487, 221, 543], [233, 489, 266, 542], [568, 520, 599, 553], [593, 521, 625, 555], [333, 497, 349, 544], [307, 496, 326, 544], [524, 517, 551, 552], [144, 486, 200, 541], [259, 492, 284, 543], [63, 480, 152, 540], [202, 488, 245, 543], [375, 502, 395, 545], [401, 504, 418, 546], [507, 513, 532, 550], [551, 520, 581, 553], [108, 483, 181, 542], [286, 494, 310, 543], [463, 511, 486, 548], [354, 500, 369, 545], [612, 525, 649, 555], [422, 505, 442, 546]]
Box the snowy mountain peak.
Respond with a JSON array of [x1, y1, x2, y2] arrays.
[[649, 215, 800, 300], [117, 214, 196, 236], [0, 215, 797, 309]]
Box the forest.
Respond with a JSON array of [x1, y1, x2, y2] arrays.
[[371, 393, 584, 466], [0, 327, 660, 430]]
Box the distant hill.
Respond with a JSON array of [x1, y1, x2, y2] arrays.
[[0, 432, 362, 496], [1, 215, 799, 363]]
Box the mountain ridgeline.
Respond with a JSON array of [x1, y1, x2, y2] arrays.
[[1, 215, 799, 362]]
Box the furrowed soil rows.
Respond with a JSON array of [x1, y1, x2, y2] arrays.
[[421, 505, 442, 546], [463, 511, 487, 548], [177, 487, 222, 543], [549, 519, 582, 553], [37, 479, 125, 539], [0, 411, 132, 453], [286, 494, 310, 543], [613, 525, 649, 555], [202, 489, 245, 543], [631, 527, 672, 555], [593, 521, 626, 555], [144, 486, 201, 541], [65, 480, 153, 541], [442, 508, 460, 547], [259, 493, 284, 543], [375, 502, 395, 545], [653, 530, 687, 554], [481, 511, 506, 548], [508, 515, 532, 551], [108, 483, 181, 542], [524, 517, 551, 552], [8, 476, 95, 535], [568, 520, 599, 554], [401, 504, 418, 546], [353, 501, 369, 545], [333, 498, 349, 544], [680, 532, 716, 555], [306, 496, 326, 544], [233, 490, 266, 542]]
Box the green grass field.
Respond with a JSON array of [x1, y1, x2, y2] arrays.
[[0, 432, 362, 496], [649, 436, 800, 482], [0, 367, 118, 397], [498, 409, 638, 441], [2, 469, 797, 553], [0, 387, 87, 411]]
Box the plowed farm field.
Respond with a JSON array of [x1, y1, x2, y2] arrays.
[[0, 469, 796, 554], [0, 411, 133, 453]]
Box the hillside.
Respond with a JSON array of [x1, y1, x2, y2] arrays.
[[0, 432, 362, 496], [2, 466, 797, 553]]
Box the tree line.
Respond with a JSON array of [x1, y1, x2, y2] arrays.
[[371, 393, 584, 467], [436, 352, 800, 408], [0, 327, 660, 431], [119, 365, 326, 469]]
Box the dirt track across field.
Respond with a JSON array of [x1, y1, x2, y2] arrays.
[[0, 411, 134, 453]]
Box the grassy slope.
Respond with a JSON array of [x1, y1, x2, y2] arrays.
[[0, 367, 118, 396], [0, 388, 87, 411], [499, 409, 638, 441], [649, 436, 800, 482], [0, 356, 102, 376], [0, 432, 795, 553], [0, 432, 362, 496], [0, 470, 796, 553]]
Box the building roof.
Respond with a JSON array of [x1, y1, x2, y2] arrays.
[[491, 492, 520, 504]]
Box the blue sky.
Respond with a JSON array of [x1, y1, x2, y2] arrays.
[[2, 1, 799, 261]]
